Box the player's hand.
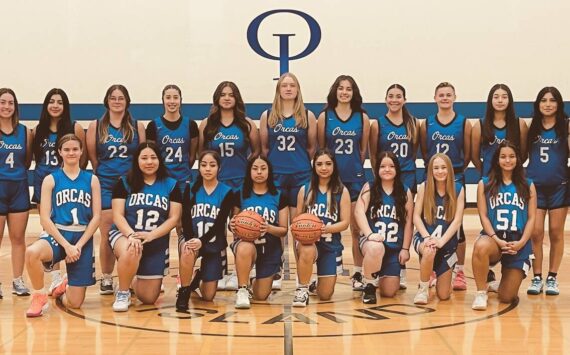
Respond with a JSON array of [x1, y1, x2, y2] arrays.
[[423, 237, 437, 249], [127, 236, 143, 255], [229, 217, 237, 234], [368, 233, 385, 242], [133, 231, 154, 244], [501, 241, 519, 255], [434, 238, 446, 249], [260, 221, 268, 237], [186, 238, 202, 251], [64, 244, 81, 263], [399, 249, 410, 264]]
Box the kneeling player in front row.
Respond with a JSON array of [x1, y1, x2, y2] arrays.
[[176, 151, 236, 312], [230, 156, 288, 309], [471, 141, 536, 310], [292, 149, 350, 307], [25, 134, 101, 317], [109, 141, 181, 312], [413, 153, 465, 305], [354, 152, 413, 304]]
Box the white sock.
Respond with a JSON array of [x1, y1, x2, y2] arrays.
[[50, 270, 62, 281], [363, 277, 379, 287], [353, 266, 363, 273], [419, 281, 429, 290], [33, 287, 47, 295], [454, 265, 464, 273]]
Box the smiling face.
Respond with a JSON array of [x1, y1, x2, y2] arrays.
[[539, 92, 558, 118], [434, 87, 456, 110], [59, 139, 82, 166], [336, 80, 353, 105], [279, 76, 298, 101], [385, 87, 406, 114], [431, 157, 448, 183], [0, 92, 15, 120], [138, 147, 160, 178], [163, 88, 181, 114], [219, 85, 236, 110], [107, 89, 127, 115], [199, 153, 219, 182], [378, 156, 396, 182], [314, 153, 334, 180], [498, 146, 517, 172]]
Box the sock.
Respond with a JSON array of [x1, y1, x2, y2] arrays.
[[102, 273, 113, 280], [353, 266, 362, 274], [476, 290, 487, 295], [298, 284, 309, 290], [534, 273, 542, 280], [418, 281, 429, 290], [547, 272, 557, 279], [363, 277, 378, 287], [454, 265, 464, 273], [33, 287, 47, 295], [50, 270, 62, 281]]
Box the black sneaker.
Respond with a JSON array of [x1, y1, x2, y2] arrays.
[[351, 271, 365, 291], [362, 283, 377, 304], [176, 286, 191, 312]]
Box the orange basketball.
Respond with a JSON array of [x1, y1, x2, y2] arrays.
[[291, 213, 323, 245], [233, 210, 264, 242]]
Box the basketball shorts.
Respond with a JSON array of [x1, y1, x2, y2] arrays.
[[535, 183, 567, 210], [401, 171, 417, 194], [231, 235, 283, 279], [343, 180, 366, 202], [109, 230, 170, 279], [0, 179, 30, 215], [98, 175, 120, 210], [413, 233, 458, 277]]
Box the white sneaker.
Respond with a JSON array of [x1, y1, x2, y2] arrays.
[[217, 274, 229, 291], [100, 274, 114, 295], [112, 290, 131, 312], [292, 288, 309, 307], [487, 280, 500, 293], [414, 285, 429, 305], [48, 272, 64, 296], [235, 287, 251, 309], [472, 291, 488, 310], [225, 273, 238, 291], [399, 269, 407, 290], [272, 273, 283, 290]]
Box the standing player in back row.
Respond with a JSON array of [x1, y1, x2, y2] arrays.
[[369, 84, 418, 289], [420, 82, 471, 291], [146, 84, 198, 194], [526, 87, 569, 296], [86, 85, 146, 295], [317, 75, 370, 292]]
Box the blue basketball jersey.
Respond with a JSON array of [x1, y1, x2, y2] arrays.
[[51, 168, 93, 226], [152, 116, 192, 183], [421, 182, 463, 247], [190, 182, 233, 252], [325, 110, 365, 182], [239, 189, 282, 245], [480, 119, 507, 177], [527, 125, 568, 185], [304, 186, 343, 253], [35, 131, 60, 179], [366, 189, 406, 250], [378, 115, 416, 172], [267, 115, 310, 174], [207, 122, 250, 180], [0, 123, 27, 180], [96, 120, 139, 178], [483, 177, 530, 237], [426, 114, 466, 170]]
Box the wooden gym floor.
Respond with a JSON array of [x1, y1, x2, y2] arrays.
[[1, 210, 569, 354]]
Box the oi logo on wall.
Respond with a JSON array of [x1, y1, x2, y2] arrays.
[[247, 9, 321, 79]]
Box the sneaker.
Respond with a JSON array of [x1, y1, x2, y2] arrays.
[[48, 272, 64, 296], [272, 273, 282, 290], [453, 270, 467, 291], [51, 276, 68, 299], [351, 271, 365, 291], [176, 275, 181, 290], [362, 283, 377, 304], [12, 277, 30, 296], [308, 280, 317, 296], [487, 280, 500, 293], [100, 275, 114, 295], [217, 274, 228, 291], [176, 286, 191, 312], [26, 293, 49, 317], [112, 290, 131, 312], [414, 285, 429, 305], [527, 276, 543, 295], [472, 291, 488, 310], [399, 269, 407, 290], [292, 288, 309, 307], [545, 276, 559, 296], [235, 287, 251, 309], [429, 271, 437, 288], [160, 282, 165, 293], [225, 273, 238, 291]]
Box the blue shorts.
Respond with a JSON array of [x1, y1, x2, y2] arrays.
[[0, 179, 30, 215], [401, 171, 417, 194], [220, 177, 244, 193], [480, 234, 532, 278], [274, 170, 311, 207], [109, 230, 170, 279], [41, 230, 96, 287], [358, 237, 401, 277], [535, 183, 567, 210], [454, 171, 465, 185], [98, 175, 120, 210], [413, 233, 458, 277], [231, 235, 283, 279], [343, 180, 365, 202], [198, 249, 227, 282], [314, 238, 343, 277]]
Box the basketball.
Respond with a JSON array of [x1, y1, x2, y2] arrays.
[[233, 210, 264, 242], [291, 213, 323, 244]]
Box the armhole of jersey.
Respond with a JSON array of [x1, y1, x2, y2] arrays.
[[95, 119, 100, 157], [323, 110, 329, 145]]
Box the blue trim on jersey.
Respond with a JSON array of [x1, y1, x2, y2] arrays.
[[0, 123, 27, 180], [426, 114, 466, 170], [325, 110, 365, 182], [377, 115, 416, 172], [207, 122, 250, 180], [527, 125, 568, 185], [50, 168, 93, 226], [152, 116, 193, 183]]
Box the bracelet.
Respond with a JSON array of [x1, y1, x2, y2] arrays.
[[402, 248, 409, 251], [127, 232, 136, 238], [490, 233, 497, 239]]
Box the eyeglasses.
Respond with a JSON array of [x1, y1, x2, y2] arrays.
[[108, 96, 126, 102]]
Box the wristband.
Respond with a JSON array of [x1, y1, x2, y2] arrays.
[[127, 232, 136, 238], [490, 233, 497, 239], [402, 248, 409, 251], [366, 232, 374, 240]]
